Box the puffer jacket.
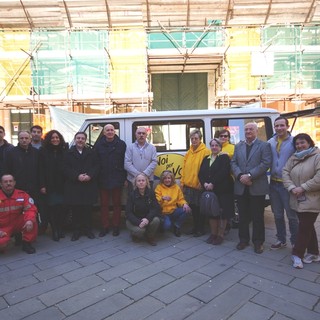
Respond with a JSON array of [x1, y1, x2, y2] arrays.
[[282, 147, 320, 213]]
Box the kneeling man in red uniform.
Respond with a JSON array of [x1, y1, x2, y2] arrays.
[[0, 174, 38, 254]]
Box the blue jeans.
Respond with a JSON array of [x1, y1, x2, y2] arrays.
[[270, 180, 298, 245], [162, 207, 187, 230]]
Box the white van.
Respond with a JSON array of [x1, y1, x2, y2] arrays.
[[78, 107, 280, 180]]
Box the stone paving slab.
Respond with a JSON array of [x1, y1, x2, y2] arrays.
[[0, 207, 319, 320]]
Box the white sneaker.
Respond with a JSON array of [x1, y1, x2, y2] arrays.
[[302, 254, 320, 264], [291, 255, 303, 269]]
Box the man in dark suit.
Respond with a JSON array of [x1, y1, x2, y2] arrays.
[[231, 122, 272, 254]]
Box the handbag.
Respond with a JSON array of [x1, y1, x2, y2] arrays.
[[200, 191, 221, 217]]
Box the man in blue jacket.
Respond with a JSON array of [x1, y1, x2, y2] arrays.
[[268, 116, 298, 249]]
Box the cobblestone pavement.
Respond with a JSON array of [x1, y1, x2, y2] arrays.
[[0, 207, 319, 320]]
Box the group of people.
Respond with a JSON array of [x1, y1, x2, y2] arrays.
[[0, 119, 319, 270]]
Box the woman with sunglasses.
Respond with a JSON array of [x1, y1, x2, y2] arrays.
[[218, 129, 235, 159]]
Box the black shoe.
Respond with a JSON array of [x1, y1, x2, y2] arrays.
[[99, 228, 109, 237], [185, 228, 194, 235], [236, 242, 249, 250], [146, 236, 157, 246], [193, 231, 202, 237], [22, 241, 36, 254], [71, 231, 80, 241], [254, 243, 264, 254], [59, 229, 65, 238], [52, 229, 60, 242], [86, 231, 95, 239], [131, 235, 142, 243], [173, 226, 181, 237], [112, 227, 120, 236], [14, 232, 23, 246]]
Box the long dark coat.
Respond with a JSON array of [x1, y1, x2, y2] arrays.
[[39, 145, 66, 194], [3, 144, 39, 198], [63, 146, 99, 205], [94, 134, 127, 190]]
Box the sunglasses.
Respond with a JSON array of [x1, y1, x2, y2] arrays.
[[219, 135, 229, 138]]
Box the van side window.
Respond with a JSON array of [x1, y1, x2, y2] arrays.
[[211, 117, 273, 144], [84, 122, 120, 148], [133, 120, 205, 152]]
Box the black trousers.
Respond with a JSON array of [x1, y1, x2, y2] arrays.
[[70, 204, 93, 233], [236, 190, 265, 245]]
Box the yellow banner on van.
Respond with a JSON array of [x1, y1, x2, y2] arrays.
[[154, 153, 185, 180]]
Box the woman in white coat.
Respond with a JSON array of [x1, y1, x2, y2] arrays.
[[283, 133, 320, 269]]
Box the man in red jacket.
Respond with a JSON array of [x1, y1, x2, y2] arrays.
[[0, 174, 38, 254]]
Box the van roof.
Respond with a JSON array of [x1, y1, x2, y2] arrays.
[[83, 107, 279, 122]]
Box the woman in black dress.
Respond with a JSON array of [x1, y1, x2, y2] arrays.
[[39, 130, 68, 241], [199, 138, 234, 245]]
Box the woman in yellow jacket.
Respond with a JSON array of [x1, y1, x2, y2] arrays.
[[155, 170, 191, 237], [180, 129, 211, 236], [218, 129, 235, 159]]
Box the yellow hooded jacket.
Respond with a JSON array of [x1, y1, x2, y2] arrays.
[[155, 183, 187, 214], [180, 142, 210, 189]]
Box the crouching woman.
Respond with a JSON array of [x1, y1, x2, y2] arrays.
[[126, 173, 160, 246], [155, 170, 191, 237]]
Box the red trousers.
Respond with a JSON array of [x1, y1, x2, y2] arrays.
[[0, 216, 38, 246], [100, 188, 122, 229]]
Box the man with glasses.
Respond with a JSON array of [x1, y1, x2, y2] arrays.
[[124, 127, 157, 190], [231, 122, 272, 254]]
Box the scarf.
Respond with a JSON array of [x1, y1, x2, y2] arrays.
[[294, 147, 314, 159]]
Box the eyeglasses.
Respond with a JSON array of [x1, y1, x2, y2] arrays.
[[137, 132, 146, 135], [219, 135, 229, 138]]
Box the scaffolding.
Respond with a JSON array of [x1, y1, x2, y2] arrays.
[[0, 25, 320, 112]]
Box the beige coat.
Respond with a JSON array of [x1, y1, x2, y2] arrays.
[[283, 147, 320, 213]]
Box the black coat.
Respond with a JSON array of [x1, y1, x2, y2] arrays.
[[94, 135, 127, 189], [3, 144, 39, 198], [198, 154, 234, 194], [199, 154, 234, 219], [39, 145, 67, 194], [63, 146, 99, 205], [0, 139, 14, 177], [125, 188, 160, 226], [198, 154, 234, 218]]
